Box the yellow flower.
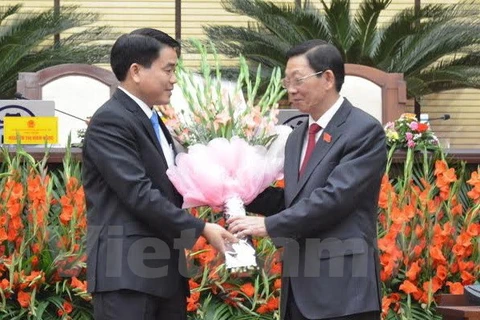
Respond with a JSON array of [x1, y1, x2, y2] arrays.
[[386, 131, 399, 141], [402, 113, 417, 120]]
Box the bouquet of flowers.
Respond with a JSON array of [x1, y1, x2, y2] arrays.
[[163, 41, 290, 273], [384, 113, 439, 150]]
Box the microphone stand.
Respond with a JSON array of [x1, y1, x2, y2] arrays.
[[14, 93, 88, 124]]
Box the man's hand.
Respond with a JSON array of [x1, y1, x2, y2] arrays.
[[202, 222, 238, 254], [227, 216, 268, 238]]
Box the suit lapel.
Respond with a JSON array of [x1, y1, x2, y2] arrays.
[[288, 101, 352, 206], [113, 89, 169, 168], [158, 114, 174, 145], [153, 111, 182, 159], [284, 121, 307, 204]]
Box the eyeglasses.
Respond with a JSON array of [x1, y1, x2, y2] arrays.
[[281, 70, 324, 89]]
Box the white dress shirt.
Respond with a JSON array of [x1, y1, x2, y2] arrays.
[[299, 96, 344, 170]]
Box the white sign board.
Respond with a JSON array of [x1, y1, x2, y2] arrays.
[[0, 100, 55, 144]]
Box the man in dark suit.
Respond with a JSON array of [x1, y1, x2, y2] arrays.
[[82, 29, 236, 320], [228, 40, 386, 320]]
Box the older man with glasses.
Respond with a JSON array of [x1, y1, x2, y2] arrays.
[[228, 39, 387, 320]]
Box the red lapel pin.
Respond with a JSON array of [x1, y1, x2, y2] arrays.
[[323, 132, 331, 143]]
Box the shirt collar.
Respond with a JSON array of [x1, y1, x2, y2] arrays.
[[118, 86, 153, 119], [309, 96, 344, 129]]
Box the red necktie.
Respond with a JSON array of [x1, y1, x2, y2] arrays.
[[299, 123, 322, 177]]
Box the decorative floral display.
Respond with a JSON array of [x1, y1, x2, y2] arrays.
[[384, 113, 439, 150], [1, 142, 478, 320], [1, 144, 478, 319], [379, 147, 480, 319], [0, 148, 91, 319]]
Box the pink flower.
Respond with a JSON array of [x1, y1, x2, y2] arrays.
[[165, 119, 180, 131], [193, 111, 208, 125], [242, 107, 262, 131], [177, 129, 190, 143], [158, 104, 177, 119], [407, 140, 416, 148], [405, 132, 413, 140], [213, 110, 231, 131], [385, 122, 394, 130], [242, 114, 256, 130], [409, 122, 419, 131]]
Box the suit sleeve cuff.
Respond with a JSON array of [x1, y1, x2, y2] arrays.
[[265, 213, 298, 248]]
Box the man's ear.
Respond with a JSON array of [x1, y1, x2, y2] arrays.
[[323, 70, 336, 91], [129, 63, 142, 84]]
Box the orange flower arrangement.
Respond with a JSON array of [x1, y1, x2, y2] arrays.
[[183, 207, 282, 318], [1, 140, 478, 320], [0, 147, 91, 319], [378, 147, 479, 319]]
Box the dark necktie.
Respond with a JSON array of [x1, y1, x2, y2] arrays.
[[299, 123, 322, 177]]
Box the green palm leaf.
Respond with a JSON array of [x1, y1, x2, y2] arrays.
[[205, 0, 480, 98], [374, 4, 447, 69], [410, 64, 480, 97], [0, 4, 20, 23], [203, 26, 290, 68], [321, 0, 354, 58], [390, 21, 480, 76], [0, 4, 114, 98], [352, 0, 390, 64]]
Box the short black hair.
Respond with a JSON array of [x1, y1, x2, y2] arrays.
[[286, 40, 345, 92], [130, 28, 181, 57], [110, 29, 180, 82]]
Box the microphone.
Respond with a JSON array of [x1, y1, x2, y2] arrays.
[[14, 92, 28, 100], [14, 92, 88, 123], [420, 113, 451, 122], [429, 114, 451, 121]]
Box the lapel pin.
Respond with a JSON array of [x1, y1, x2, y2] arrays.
[[323, 132, 331, 143]]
